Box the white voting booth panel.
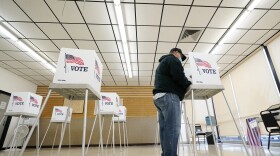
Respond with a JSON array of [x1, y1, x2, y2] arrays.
[[52, 48, 103, 99], [189, 52, 221, 85], [51, 106, 73, 123], [113, 106, 127, 122], [94, 92, 120, 115], [5, 92, 42, 117]]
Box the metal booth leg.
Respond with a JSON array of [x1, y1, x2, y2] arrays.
[[58, 96, 73, 155], [8, 115, 22, 156], [86, 115, 98, 155], [106, 118, 113, 148], [82, 89, 89, 156], [52, 123, 59, 150], [191, 90, 197, 156], [118, 117, 122, 151], [39, 122, 52, 150], [222, 91, 250, 156], [20, 89, 52, 156]]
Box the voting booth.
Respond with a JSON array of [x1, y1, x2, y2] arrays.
[[20, 48, 103, 156], [94, 92, 120, 115], [87, 93, 122, 154], [39, 106, 73, 151], [184, 52, 249, 156], [51, 106, 73, 123], [5, 92, 42, 117]]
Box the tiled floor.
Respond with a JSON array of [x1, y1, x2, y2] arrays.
[[0, 144, 279, 156]]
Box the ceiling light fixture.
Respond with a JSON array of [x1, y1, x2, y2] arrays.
[[0, 23, 56, 73], [211, 0, 261, 54], [114, 0, 133, 78]]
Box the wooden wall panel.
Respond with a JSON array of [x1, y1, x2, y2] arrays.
[[36, 86, 156, 118]]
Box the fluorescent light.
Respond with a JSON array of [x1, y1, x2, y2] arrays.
[[114, 0, 132, 78], [248, 0, 261, 11], [212, 0, 261, 53], [0, 24, 18, 41], [0, 22, 56, 73]]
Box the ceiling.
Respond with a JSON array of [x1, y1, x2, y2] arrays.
[[0, 0, 280, 86]]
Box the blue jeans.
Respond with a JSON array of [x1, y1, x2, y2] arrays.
[[154, 93, 181, 156]]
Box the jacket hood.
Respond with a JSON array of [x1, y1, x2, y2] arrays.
[[159, 54, 173, 62]]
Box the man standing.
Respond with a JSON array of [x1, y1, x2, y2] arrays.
[[153, 48, 192, 156]]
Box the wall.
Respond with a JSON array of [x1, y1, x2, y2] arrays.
[[213, 34, 280, 136], [0, 67, 37, 93], [29, 86, 157, 146]]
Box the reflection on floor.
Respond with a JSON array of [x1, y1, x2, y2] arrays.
[[0, 144, 279, 156]]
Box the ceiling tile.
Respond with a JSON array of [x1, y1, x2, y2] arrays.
[[139, 70, 153, 76], [77, 1, 110, 24], [218, 55, 238, 63], [139, 76, 151, 82], [185, 7, 216, 27], [126, 26, 136, 41], [5, 51, 35, 61], [209, 8, 242, 28], [53, 40, 78, 49], [7, 68, 24, 75], [122, 3, 135, 25], [3, 61, 27, 68], [237, 10, 267, 29], [113, 75, 126, 81], [255, 0, 278, 9], [74, 40, 99, 52], [256, 30, 278, 44], [139, 54, 155, 62], [139, 81, 151, 86], [138, 42, 157, 54], [226, 44, 251, 55], [242, 45, 260, 55], [232, 55, 246, 64], [238, 30, 268, 44], [34, 69, 53, 76], [102, 70, 111, 76], [29, 40, 59, 51], [42, 52, 59, 62], [139, 63, 153, 70], [272, 1, 280, 9], [0, 0, 30, 21], [96, 53, 105, 62], [136, 4, 162, 25], [221, 0, 250, 7], [128, 42, 137, 53], [193, 43, 215, 53], [102, 53, 121, 62], [16, 69, 39, 75], [45, 0, 84, 23], [225, 29, 247, 43], [161, 5, 190, 26], [155, 54, 165, 62], [193, 0, 222, 6], [130, 54, 137, 63], [63, 24, 92, 40], [107, 63, 125, 70], [0, 39, 19, 51], [176, 43, 196, 53], [110, 70, 125, 76], [127, 82, 139, 86], [15, 0, 57, 22], [217, 63, 229, 71], [131, 63, 138, 71], [29, 75, 48, 81], [10, 22, 48, 39], [253, 10, 280, 29], [20, 75, 34, 81], [0, 51, 14, 60], [37, 23, 70, 39], [96, 41, 118, 52], [137, 26, 159, 41], [89, 25, 115, 40], [165, 0, 192, 5], [21, 62, 46, 69], [159, 27, 182, 42], [0, 62, 12, 69], [199, 28, 226, 43], [211, 44, 234, 55], [223, 63, 236, 71], [103, 81, 116, 86], [102, 75, 114, 81], [156, 42, 176, 54]]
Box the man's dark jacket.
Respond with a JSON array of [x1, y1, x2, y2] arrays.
[[153, 54, 191, 101]]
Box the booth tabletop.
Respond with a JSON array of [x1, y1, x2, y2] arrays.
[[184, 84, 224, 100], [49, 83, 101, 100]]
